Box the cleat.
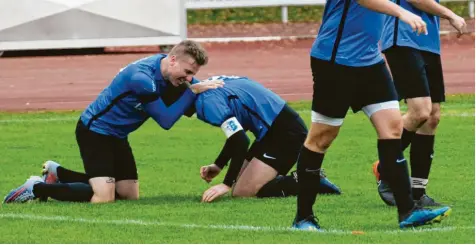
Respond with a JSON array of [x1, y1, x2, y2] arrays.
[[318, 169, 342, 195], [3, 176, 43, 204], [372, 160, 380, 182], [291, 170, 342, 195], [42, 160, 60, 184], [377, 180, 396, 206], [415, 194, 443, 207], [373, 160, 396, 206], [399, 206, 451, 228], [292, 215, 321, 231]]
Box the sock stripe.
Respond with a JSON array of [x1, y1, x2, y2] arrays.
[[411, 177, 428, 189]]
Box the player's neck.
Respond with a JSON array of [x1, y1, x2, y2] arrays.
[[160, 57, 169, 80]]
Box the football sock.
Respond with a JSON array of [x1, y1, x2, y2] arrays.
[[296, 146, 324, 221], [377, 139, 414, 215], [410, 134, 435, 199], [401, 128, 416, 151], [33, 182, 93, 202], [57, 166, 89, 184], [257, 175, 298, 198]]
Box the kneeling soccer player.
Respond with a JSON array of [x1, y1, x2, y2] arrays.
[[190, 75, 342, 203]]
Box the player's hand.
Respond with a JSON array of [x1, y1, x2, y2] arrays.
[[201, 184, 231, 203], [398, 10, 427, 35], [190, 80, 224, 94], [448, 14, 466, 37], [200, 164, 221, 183]]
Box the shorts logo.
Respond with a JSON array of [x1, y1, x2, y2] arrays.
[[263, 153, 276, 160]]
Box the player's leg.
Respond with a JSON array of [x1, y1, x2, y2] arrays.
[[77, 120, 116, 203], [42, 160, 89, 184], [253, 106, 341, 198], [114, 138, 139, 200], [376, 47, 444, 206], [292, 57, 351, 230], [4, 120, 109, 203], [232, 157, 279, 197], [234, 104, 305, 198], [373, 46, 432, 205], [358, 61, 450, 227], [385, 46, 433, 151], [410, 51, 446, 206], [357, 61, 415, 219]]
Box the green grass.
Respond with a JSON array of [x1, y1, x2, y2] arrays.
[[187, 3, 472, 25], [0, 95, 474, 243]]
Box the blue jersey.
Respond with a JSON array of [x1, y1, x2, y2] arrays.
[[195, 76, 286, 141], [381, 0, 440, 54], [80, 54, 197, 138], [310, 0, 385, 67]]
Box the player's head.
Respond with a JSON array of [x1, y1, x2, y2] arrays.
[[165, 40, 208, 87]]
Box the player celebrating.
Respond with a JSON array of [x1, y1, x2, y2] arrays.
[[3, 40, 223, 204], [193, 75, 341, 202]]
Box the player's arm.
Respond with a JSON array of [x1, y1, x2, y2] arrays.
[[217, 118, 250, 187], [356, 0, 428, 35], [144, 90, 196, 130], [142, 78, 224, 130], [405, 0, 466, 36], [128, 70, 193, 129], [199, 117, 250, 185], [200, 117, 250, 202]]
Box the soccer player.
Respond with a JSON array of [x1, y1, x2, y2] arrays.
[[3, 40, 223, 204], [290, 0, 452, 230], [372, 0, 467, 207], [191, 75, 341, 203]]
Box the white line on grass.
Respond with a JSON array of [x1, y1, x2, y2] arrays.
[[0, 111, 473, 124], [0, 213, 473, 235]]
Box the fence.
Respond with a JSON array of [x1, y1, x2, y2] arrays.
[[185, 0, 475, 21]]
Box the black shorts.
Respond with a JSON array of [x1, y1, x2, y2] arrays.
[[384, 46, 445, 103], [311, 57, 398, 118], [75, 120, 138, 181], [245, 104, 307, 175]]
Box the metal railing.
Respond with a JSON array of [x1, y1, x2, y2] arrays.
[[186, 0, 475, 22]]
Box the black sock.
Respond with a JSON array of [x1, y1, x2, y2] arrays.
[[33, 182, 93, 202], [378, 139, 415, 216], [410, 134, 435, 199], [257, 175, 298, 198], [296, 146, 324, 221], [57, 166, 89, 184], [401, 128, 416, 151]]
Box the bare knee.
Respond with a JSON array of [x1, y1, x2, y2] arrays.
[[91, 188, 115, 203], [425, 110, 441, 130], [116, 180, 139, 200], [407, 109, 431, 126], [371, 109, 403, 139], [89, 177, 116, 203], [305, 124, 340, 152], [231, 187, 257, 198], [117, 193, 139, 200], [385, 117, 404, 138], [418, 106, 441, 134], [232, 180, 260, 197], [405, 99, 432, 128]]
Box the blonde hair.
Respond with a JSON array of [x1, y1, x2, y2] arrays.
[[169, 40, 208, 66]]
